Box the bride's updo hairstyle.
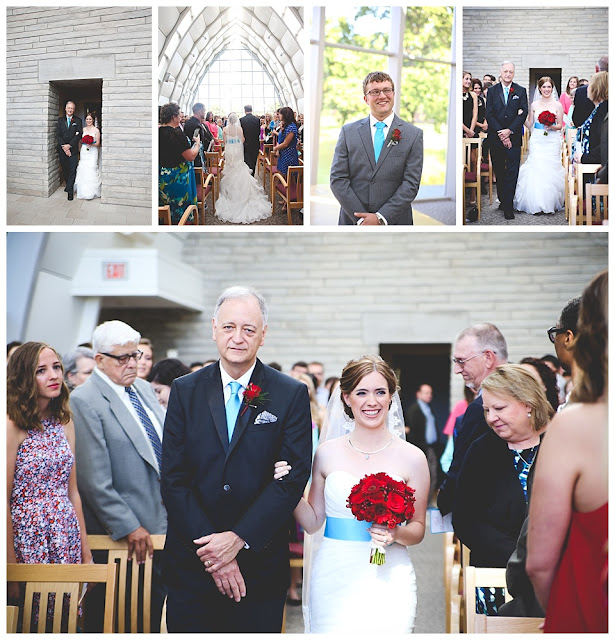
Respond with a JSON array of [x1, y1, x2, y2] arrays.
[[537, 76, 554, 93], [339, 355, 398, 419]]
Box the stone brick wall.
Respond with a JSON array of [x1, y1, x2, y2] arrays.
[[6, 7, 151, 206], [105, 232, 607, 403], [463, 7, 609, 90]]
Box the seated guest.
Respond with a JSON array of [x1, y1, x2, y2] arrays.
[[453, 365, 554, 614], [148, 358, 191, 411], [7, 342, 92, 614], [159, 102, 199, 224], [63, 346, 96, 391], [527, 271, 607, 633]]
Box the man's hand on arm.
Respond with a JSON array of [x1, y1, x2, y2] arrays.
[[124, 526, 154, 564], [193, 530, 245, 573]]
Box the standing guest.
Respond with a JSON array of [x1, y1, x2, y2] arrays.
[[178, 111, 185, 131], [483, 73, 496, 85], [308, 361, 329, 407], [57, 100, 82, 201], [184, 103, 214, 168], [63, 346, 96, 391], [215, 117, 224, 143], [437, 323, 508, 515], [7, 341, 23, 360], [159, 102, 199, 224], [291, 361, 309, 375], [272, 107, 300, 179], [259, 116, 266, 152], [560, 76, 579, 117], [138, 338, 154, 380], [240, 105, 261, 176], [148, 358, 191, 411], [440, 385, 476, 474], [405, 383, 443, 506], [462, 71, 478, 138], [190, 361, 204, 372], [71, 321, 167, 632], [161, 286, 312, 632], [472, 78, 488, 135], [205, 112, 221, 152], [297, 113, 304, 143], [7, 342, 92, 607], [527, 271, 607, 632], [572, 55, 608, 127], [518, 357, 560, 412]]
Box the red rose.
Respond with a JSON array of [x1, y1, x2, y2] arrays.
[[244, 383, 262, 402], [404, 503, 415, 521], [386, 492, 406, 514]]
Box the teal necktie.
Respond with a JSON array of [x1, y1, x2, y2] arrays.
[[226, 381, 242, 442], [504, 86, 509, 104], [374, 121, 386, 162]]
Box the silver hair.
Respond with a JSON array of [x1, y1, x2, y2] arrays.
[[214, 286, 269, 325], [456, 323, 508, 362], [92, 320, 141, 354], [597, 55, 608, 71], [62, 346, 95, 375], [501, 60, 515, 70]]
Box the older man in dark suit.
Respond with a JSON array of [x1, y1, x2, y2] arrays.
[[57, 100, 82, 200], [161, 286, 312, 633]]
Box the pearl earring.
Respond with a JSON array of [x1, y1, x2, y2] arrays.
[[527, 411, 531, 418]]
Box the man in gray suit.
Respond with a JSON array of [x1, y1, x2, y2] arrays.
[[330, 71, 423, 225], [71, 320, 167, 631]]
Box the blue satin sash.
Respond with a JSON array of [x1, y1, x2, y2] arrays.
[[534, 122, 545, 129], [324, 517, 371, 541]]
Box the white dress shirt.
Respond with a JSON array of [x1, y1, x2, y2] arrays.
[[220, 362, 257, 404]]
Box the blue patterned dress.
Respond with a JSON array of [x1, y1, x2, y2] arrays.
[[276, 123, 299, 177]]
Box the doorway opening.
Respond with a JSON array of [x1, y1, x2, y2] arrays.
[[379, 343, 452, 429], [50, 79, 102, 193]]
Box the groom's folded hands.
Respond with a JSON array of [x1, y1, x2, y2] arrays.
[[211, 559, 246, 602], [194, 530, 246, 572]]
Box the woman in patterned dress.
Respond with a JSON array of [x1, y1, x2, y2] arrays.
[[7, 342, 92, 606], [452, 364, 554, 614], [272, 106, 300, 178]]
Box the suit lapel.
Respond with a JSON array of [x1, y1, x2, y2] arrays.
[[205, 363, 231, 453], [358, 117, 376, 170], [91, 373, 159, 474], [373, 115, 402, 175], [226, 360, 266, 459]]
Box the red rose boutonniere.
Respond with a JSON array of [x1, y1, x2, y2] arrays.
[[387, 128, 402, 148], [240, 383, 269, 415]]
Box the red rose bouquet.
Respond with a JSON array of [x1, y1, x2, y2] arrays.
[[82, 134, 94, 148], [347, 472, 416, 565], [537, 111, 556, 136]]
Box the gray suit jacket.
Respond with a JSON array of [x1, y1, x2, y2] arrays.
[[71, 372, 167, 540], [330, 114, 423, 225]]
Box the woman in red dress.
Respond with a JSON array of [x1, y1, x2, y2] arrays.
[[527, 271, 608, 633]]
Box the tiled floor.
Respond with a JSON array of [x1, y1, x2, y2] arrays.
[[7, 188, 152, 226]]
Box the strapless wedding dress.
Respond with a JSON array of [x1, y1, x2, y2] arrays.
[[513, 124, 565, 214], [306, 471, 417, 633], [215, 135, 271, 224], [75, 144, 101, 200]]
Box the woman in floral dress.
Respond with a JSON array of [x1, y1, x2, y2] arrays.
[[7, 342, 92, 620]]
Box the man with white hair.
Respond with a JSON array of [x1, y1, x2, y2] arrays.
[[437, 323, 508, 515], [71, 320, 167, 631]]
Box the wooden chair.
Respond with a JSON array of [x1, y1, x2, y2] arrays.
[[194, 166, 216, 220], [463, 138, 482, 220], [7, 605, 19, 633], [478, 133, 493, 204], [463, 565, 512, 633], [158, 205, 199, 226], [565, 127, 577, 158], [263, 153, 278, 197], [584, 183, 608, 225], [571, 163, 601, 225], [474, 614, 544, 633], [450, 594, 462, 634], [257, 143, 274, 178], [88, 534, 166, 633], [205, 151, 224, 201], [272, 165, 303, 224], [7, 563, 117, 634]]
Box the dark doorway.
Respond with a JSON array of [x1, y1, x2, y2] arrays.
[[380, 343, 451, 434], [528, 68, 562, 103], [51, 79, 103, 189]]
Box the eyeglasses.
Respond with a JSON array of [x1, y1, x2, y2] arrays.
[[452, 351, 489, 367], [547, 327, 568, 344], [365, 88, 394, 97], [101, 350, 143, 365]]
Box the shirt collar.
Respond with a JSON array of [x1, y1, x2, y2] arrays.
[[370, 112, 396, 130], [93, 366, 133, 397], [220, 361, 257, 390]]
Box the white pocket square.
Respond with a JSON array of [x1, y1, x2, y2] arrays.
[[512, 95, 520, 100], [254, 411, 278, 424]]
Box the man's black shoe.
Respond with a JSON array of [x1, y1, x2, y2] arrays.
[[68, 193, 74, 201], [504, 210, 514, 220]]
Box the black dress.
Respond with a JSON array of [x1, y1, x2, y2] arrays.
[[463, 91, 477, 136]]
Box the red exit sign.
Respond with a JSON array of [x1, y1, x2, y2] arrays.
[[103, 262, 128, 280]]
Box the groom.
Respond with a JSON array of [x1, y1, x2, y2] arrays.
[[161, 285, 312, 633], [486, 61, 528, 220], [330, 71, 423, 225], [57, 100, 82, 200]]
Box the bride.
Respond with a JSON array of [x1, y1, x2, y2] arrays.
[[513, 76, 565, 214], [215, 112, 271, 224], [74, 112, 102, 200], [275, 355, 429, 633]]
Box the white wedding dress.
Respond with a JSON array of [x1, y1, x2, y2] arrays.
[[306, 471, 417, 633], [215, 116, 271, 224], [74, 142, 102, 200], [513, 109, 565, 214]]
